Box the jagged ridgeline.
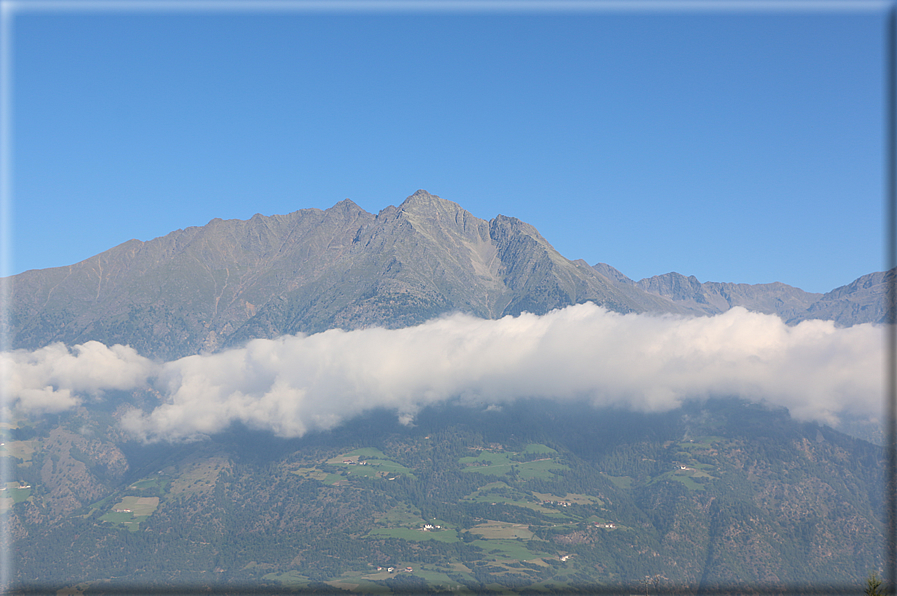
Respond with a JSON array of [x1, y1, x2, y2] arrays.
[[6, 191, 657, 360], [5, 190, 888, 360], [1, 190, 888, 592]]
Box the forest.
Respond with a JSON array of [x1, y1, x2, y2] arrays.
[[3, 397, 885, 594]]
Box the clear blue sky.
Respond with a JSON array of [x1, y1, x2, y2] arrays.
[[4, 2, 888, 294]]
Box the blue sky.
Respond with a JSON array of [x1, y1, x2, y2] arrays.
[[3, 1, 889, 294]]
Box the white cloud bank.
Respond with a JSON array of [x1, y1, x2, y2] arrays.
[[1, 304, 884, 442], [1, 341, 154, 414]]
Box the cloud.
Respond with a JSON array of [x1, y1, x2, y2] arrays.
[[1, 305, 884, 441], [1, 341, 155, 414]]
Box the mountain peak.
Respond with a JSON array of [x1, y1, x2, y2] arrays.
[[399, 189, 443, 209], [328, 198, 367, 215], [397, 190, 470, 222], [4, 190, 885, 362]]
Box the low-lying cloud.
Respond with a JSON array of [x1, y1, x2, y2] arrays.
[[1, 304, 884, 442], [1, 341, 153, 414]]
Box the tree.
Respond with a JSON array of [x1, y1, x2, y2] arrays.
[[865, 572, 885, 596]]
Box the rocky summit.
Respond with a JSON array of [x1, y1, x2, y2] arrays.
[[4, 190, 888, 361]]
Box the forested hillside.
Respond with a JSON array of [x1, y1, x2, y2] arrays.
[[4, 398, 883, 594]]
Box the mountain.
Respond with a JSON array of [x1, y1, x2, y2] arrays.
[[5, 191, 887, 362], [593, 262, 891, 325], [1, 190, 888, 593], [6, 191, 686, 361], [790, 269, 893, 326], [4, 399, 884, 593]]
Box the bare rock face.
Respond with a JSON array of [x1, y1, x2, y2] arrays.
[[594, 263, 890, 327], [5, 191, 685, 360], [788, 269, 892, 326], [634, 272, 822, 320], [5, 190, 886, 362]]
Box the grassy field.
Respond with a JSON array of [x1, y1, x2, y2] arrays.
[[531, 492, 603, 506], [8, 486, 31, 504], [405, 567, 461, 587], [471, 539, 545, 561], [367, 527, 460, 542], [464, 482, 604, 520], [669, 473, 705, 491], [516, 459, 569, 480], [128, 475, 170, 494], [469, 521, 534, 540], [265, 554, 549, 591], [0, 484, 29, 513], [1, 482, 32, 505], [325, 447, 392, 464], [460, 450, 568, 480], [327, 448, 416, 480], [263, 570, 309, 586], [463, 484, 570, 518], [89, 495, 114, 511], [345, 447, 387, 457], [682, 466, 714, 478], [460, 450, 514, 471], [100, 496, 160, 531], [327, 564, 463, 593], [465, 494, 546, 510], [465, 481, 526, 500], [1, 440, 38, 464]]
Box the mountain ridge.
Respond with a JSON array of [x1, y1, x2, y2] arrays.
[[593, 261, 888, 326], [1, 190, 887, 592], [5, 190, 886, 361]]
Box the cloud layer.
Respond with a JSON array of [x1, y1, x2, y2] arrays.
[[1, 341, 154, 413], [2, 304, 884, 442]]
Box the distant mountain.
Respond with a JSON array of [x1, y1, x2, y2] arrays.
[[6, 191, 686, 360], [6, 191, 886, 362], [593, 262, 890, 325], [789, 269, 892, 326]]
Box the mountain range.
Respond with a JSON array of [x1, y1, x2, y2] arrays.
[[5, 190, 889, 361], [1, 190, 888, 594]]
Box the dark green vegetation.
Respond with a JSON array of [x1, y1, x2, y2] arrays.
[[3, 398, 883, 594]]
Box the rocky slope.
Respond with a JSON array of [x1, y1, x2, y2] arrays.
[[790, 269, 892, 326], [593, 262, 889, 325], [6, 191, 686, 360], [6, 190, 886, 362]]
